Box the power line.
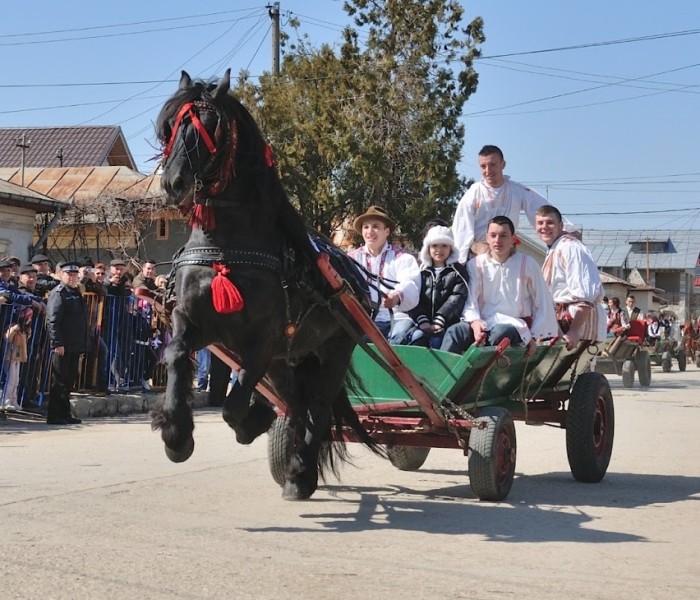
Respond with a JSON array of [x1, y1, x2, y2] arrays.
[[0, 14, 265, 47], [0, 8, 264, 38], [480, 28, 700, 60]]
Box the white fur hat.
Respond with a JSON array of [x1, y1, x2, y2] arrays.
[[419, 225, 459, 266]]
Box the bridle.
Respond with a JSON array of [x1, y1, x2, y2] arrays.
[[162, 99, 238, 198]]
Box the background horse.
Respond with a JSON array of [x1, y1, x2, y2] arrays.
[[153, 69, 380, 500]]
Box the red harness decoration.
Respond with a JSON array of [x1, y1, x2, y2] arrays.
[[211, 262, 244, 313], [163, 101, 218, 160]]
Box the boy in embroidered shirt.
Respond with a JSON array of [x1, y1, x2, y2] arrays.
[[536, 204, 607, 350], [349, 206, 420, 344], [440, 215, 558, 355], [408, 225, 469, 349]]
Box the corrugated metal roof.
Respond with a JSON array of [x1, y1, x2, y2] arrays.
[[0, 177, 69, 212], [590, 244, 631, 267], [118, 172, 164, 199], [0, 126, 135, 170], [0, 166, 146, 202]]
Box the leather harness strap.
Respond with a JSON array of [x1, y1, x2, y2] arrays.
[[173, 246, 283, 273]]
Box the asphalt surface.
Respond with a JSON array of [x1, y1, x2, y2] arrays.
[[1, 366, 699, 599]]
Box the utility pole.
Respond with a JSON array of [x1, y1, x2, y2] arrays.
[[16, 133, 30, 187], [646, 236, 650, 283], [268, 2, 281, 77]]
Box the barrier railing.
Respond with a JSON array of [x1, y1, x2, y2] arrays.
[[0, 292, 158, 410]]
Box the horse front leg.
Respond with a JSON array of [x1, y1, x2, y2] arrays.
[[222, 356, 277, 446], [151, 308, 196, 462]]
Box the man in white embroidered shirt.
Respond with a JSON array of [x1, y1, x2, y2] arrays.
[[536, 204, 607, 351], [452, 145, 576, 262], [349, 206, 420, 344], [440, 215, 558, 355]]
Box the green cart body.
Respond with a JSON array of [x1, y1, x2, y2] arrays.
[[595, 320, 651, 388], [266, 254, 615, 501], [647, 339, 686, 372]]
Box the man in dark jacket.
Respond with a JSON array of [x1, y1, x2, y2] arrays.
[[31, 254, 60, 297], [45, 261, 89, 425]]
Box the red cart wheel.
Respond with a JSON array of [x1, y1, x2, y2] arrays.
[[566, 372, 614, 483], [468, 407, 516, 501]]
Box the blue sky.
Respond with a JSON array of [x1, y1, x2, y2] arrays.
[[2, 1, 700, 232]]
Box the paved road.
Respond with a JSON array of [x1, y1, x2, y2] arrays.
[[2, 367, 699, 599]]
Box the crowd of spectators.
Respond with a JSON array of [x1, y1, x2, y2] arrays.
[[0, 254, 169, 417]]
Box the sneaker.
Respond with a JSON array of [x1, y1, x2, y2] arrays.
[[3, 403, 19, 412], [141, 379, 152, 391]]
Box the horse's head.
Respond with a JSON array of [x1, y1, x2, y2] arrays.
[[156, 70, 272, 213]]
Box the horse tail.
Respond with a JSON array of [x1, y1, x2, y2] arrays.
[[315, 363, 386, 482], [338, 364, 386, 456]]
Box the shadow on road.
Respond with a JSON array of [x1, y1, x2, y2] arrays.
[[243, 471, 700, 543]]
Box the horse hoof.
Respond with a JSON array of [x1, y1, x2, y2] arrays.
[[164, 437, 195, 463], [282, 480, 314, 501]]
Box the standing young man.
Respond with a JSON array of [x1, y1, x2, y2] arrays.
[[536, 204, 607, 350], [452, 145, 574, 262], [441, 215, 558, 355], [349, 206, 420, 344]]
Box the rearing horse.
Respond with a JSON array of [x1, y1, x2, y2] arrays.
[[152, 70, 380, 500]]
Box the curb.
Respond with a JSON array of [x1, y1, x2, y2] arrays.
[[68, 389, 210, 419]]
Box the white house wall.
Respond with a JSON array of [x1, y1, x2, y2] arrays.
[[0, 205, 37, 261]]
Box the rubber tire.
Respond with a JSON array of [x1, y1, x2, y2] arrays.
[[267, 416, 293, 487], [621, 359, 635, 388], [386, 445, 431, 471], [566, 372, 614, 483], [661, 356, 672, 373], [468, 407, 516, 501], [677, 351, 686, 372], [636, 351, 652, 388]]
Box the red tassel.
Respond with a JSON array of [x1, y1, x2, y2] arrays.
[[211, 263, 244, 313], [264, 144, 275, 167], [189, 204, 216, 231]]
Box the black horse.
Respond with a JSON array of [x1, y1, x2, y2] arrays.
[[153, 70, 380, 500]]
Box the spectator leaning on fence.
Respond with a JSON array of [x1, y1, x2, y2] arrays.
[[16, 264, 47, 409], [0, 259, 45, 314], [31, 254, 60, 297], [45, 261, 89, 425]]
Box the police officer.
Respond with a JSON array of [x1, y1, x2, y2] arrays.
[[45, 261, 89, 425]]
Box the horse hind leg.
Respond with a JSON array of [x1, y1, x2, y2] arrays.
[[279, 355, 344, 501], [151, 311, 196, 462]]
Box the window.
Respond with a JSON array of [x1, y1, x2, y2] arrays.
[[629, 240, 668, 253], [156, 218, 169, 240]]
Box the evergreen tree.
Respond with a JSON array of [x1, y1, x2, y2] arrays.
[[234, 0, 484, 245]]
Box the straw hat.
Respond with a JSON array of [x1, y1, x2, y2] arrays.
[[352, 205, 396, 234]]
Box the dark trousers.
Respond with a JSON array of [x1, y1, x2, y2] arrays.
[[440, 322, 522, 354], [208, 353, 232, 407], [48, 351, 81, 420]]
